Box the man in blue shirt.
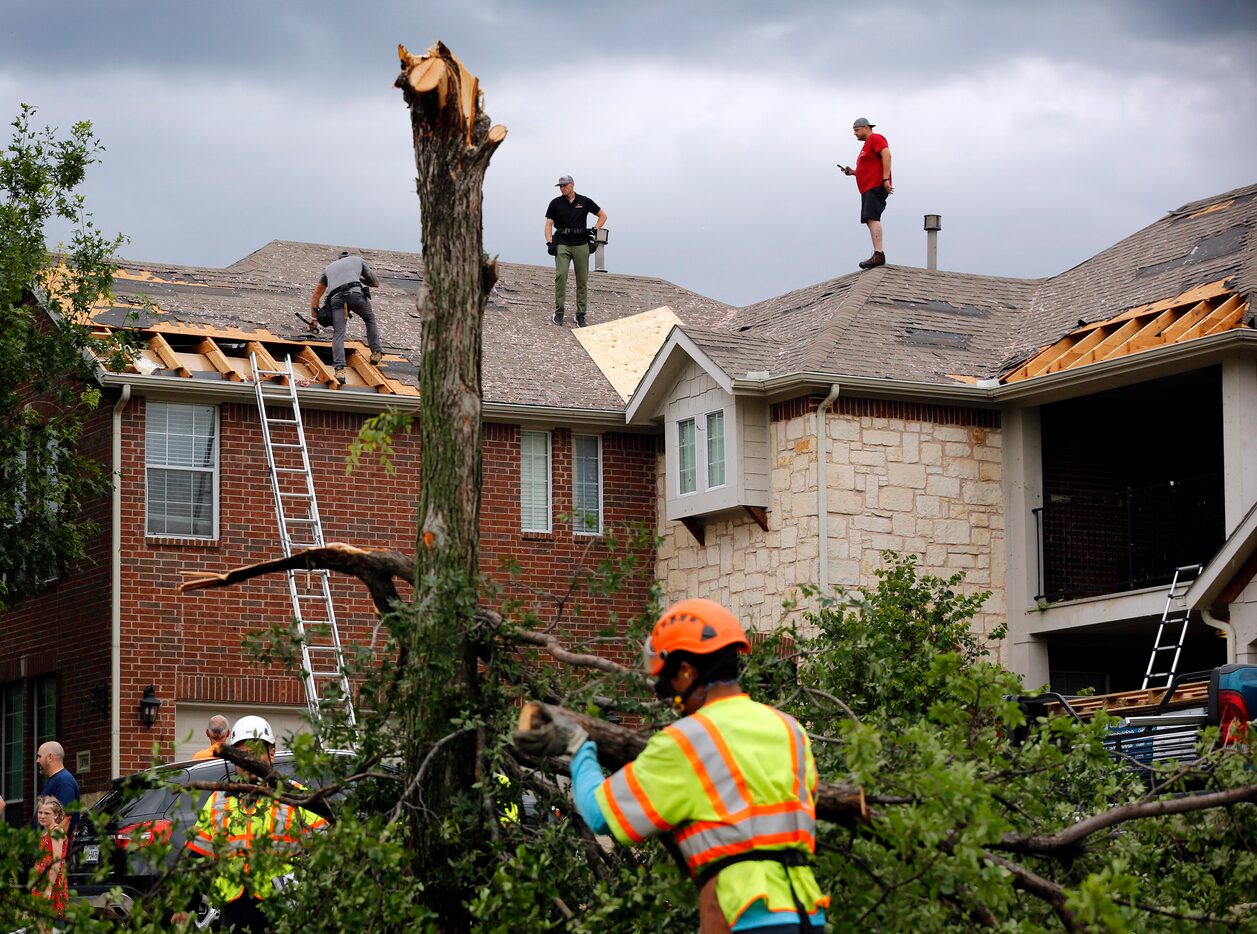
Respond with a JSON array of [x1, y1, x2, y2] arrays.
[[33, 742, 79, 831]]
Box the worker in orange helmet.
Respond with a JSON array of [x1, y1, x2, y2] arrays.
[[515, 598, 828, 932]]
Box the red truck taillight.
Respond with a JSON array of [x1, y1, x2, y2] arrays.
[[1217, 689, 1251, 746]]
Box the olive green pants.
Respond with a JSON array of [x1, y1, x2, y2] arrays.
[[554, 242, 590, 315]]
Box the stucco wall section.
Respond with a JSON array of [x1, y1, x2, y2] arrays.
[[656, 406, 1007, 654]]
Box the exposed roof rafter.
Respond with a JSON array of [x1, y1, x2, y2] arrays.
[[1002, 278, 1251, 384]]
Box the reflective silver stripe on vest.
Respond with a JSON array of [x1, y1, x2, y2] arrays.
[[773, 709, 811, 805], [676, 807, 815, 867], [604, 766, 663, 842], [667, 717, 750, 817]]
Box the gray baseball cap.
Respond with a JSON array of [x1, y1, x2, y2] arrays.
[[555, 175, 574, 186], [852, 117, 875, 128]]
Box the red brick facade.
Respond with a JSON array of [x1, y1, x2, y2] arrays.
[[2, 390, 658, 817]]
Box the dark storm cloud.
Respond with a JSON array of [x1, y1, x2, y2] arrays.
[[2, 0, 1254, 305]]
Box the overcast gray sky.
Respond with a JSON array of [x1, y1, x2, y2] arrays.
[[3, 0, 1255, 306]]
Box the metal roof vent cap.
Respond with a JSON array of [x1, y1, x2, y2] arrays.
[[924, 214, 942, 270]]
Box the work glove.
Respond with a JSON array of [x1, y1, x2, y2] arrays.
[[547, 241, 557, 256], [513, 712, 588, 759]]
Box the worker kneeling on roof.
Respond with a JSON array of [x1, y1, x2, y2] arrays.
[[184, 716, 328, 933], [514, 599, 828, 933]]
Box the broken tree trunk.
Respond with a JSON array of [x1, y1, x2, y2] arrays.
[[394, 41, 507, 930], [519, 702, 870, 826]]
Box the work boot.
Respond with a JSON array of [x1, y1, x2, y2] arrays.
[[575, 313, 587, 328], [334, 365, 347, 385], [859, 251, 886, 270], [369, 351, 384, 365], [551, 311, 565, 326]]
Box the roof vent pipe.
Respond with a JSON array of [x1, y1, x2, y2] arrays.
[[594, 227, 610, 272], [924, 214, 942, 270]]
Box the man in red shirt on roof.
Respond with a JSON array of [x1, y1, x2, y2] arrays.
[[840, 117, 893, 269]]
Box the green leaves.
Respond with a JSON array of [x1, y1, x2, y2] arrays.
[[0, 105, 128, 609]]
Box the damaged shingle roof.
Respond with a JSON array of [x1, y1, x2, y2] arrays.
[[103, 181, 1256, 408], [104, 241, 735, 410], [679, 182, 1256, 386]]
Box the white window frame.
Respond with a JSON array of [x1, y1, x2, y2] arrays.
[[520, 430, 553, 533], [677, 418, 697, 496], [144, 401, 220, 540], [572, 434, 604, 536], [706, 410, 726, 490]]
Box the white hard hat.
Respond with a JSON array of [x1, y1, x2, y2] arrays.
[[229, 715, 276, 747]]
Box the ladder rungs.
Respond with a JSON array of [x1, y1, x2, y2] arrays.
[[271, 442, 303, 448], [285, 517, 318, 524], [265, 418, 299, 425], [281, 491, 313, 498], [275, 467, 307, 473]]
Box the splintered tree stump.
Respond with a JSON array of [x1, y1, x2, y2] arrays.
[[518, 702, 869, 826]]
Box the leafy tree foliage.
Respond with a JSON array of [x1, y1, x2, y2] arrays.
[[0, 104, 126, 608]]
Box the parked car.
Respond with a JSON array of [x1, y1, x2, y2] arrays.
[[67, 751, 373, 920]]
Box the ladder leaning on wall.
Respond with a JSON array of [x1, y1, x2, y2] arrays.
[[250, 353, 357, 729], [1141, 563, 1202, 692]]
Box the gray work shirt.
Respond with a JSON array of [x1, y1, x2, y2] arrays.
[[319, 255, 381, 294]]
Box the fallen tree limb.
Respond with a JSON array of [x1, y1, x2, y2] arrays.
[[178, 543, 412, 615], [994, 782, 1257, 855], [520, 701, 870, 826]]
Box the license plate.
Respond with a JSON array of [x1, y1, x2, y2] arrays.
[[82, 844, 100, 864]]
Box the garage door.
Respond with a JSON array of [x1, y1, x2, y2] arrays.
[[174, 703, 312, 762]]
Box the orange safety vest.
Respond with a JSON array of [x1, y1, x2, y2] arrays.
[[186, 789, 328, 902], [595, 694, 827, 928]]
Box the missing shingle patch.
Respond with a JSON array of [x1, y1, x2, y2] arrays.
[[901, 327, 970, 350], [876, 298, 989, 318], [1136, 224, 1247, 278]]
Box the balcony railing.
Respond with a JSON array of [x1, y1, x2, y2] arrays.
[[1033, 473, 1224, 603]]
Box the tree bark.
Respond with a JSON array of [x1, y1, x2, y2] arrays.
[[395, 41, 506, 930]]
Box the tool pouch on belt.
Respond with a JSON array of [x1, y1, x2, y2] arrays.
[[588, 230, 598, 252], [547, 241, 557, 257], [315, 305, 334, 327]]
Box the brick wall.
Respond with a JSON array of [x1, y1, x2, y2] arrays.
[[1, 394, 114, 817], [110, 399, 658, 774]]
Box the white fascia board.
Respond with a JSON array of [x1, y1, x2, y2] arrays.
[[625, 326, 734, 425], [1023, 585, 1168, 635], [1187, 499, 1257, 610]]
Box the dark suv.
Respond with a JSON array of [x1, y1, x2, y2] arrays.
[[68, 753, 348, 920]]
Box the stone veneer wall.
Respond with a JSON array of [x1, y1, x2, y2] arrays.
[[656, 395, 1007, 656]]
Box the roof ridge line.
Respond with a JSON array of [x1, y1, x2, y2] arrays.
[[797, 266, 889, 371]]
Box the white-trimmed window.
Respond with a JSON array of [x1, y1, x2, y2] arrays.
[[146, 402, 218, 538], [520, 430, 552, 532], [572, 435, 603, 535], [706, 410, 726, 488], [678, 418, 697, 495]]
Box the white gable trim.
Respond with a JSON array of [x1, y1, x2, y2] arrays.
[[625, 327, 734, 425]]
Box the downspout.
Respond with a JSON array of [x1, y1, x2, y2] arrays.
[[816, 384, 841, 596], [1202, 607, 1237, 665], [111, 384, 131, 778]]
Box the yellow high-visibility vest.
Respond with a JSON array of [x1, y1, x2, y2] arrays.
[[594, 694, 828, 927], [186, 790, 328, 903]]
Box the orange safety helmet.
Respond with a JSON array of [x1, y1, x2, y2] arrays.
[[642, 598, 751, 677]]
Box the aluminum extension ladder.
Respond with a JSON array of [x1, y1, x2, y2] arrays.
[[1141, 563, 1202, 691], [250, 353, 356, 728]]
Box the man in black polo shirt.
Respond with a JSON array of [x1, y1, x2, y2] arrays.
[[544, 175, 607, 327]]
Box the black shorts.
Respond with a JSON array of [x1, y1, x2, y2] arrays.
[[860, 186, 888, 223]]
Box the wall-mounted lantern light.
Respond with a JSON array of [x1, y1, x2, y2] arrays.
[[139, 685, 162, 729]]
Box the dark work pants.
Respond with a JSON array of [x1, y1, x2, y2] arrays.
[[331, 289, 381, 367]]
